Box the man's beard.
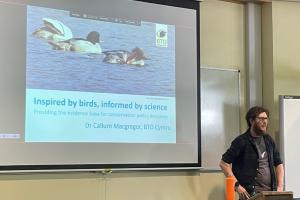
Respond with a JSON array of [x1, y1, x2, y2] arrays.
[[253, 122, 267, 135]]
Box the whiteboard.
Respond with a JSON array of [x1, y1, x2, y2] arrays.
[[280, 96, 300, 198], [200, 67, 240, 169]]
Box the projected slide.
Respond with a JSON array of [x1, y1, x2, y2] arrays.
[[25, 5, 176, 143]]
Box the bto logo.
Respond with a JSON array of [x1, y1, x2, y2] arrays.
[[157, 30, 167, 38], [156, 24, 168, 47]]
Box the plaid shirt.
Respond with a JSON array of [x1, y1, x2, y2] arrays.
[[222, 129, 282, 194]]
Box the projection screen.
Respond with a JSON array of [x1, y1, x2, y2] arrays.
[[0, 0, 200, 171]]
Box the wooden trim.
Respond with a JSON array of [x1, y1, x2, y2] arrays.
[[220, 0, 271, 4]]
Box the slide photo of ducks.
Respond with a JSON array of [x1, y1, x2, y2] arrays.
[[32, 17, 73, 42], [27, 5, 176, 97], [102, 47, 148, 67], [48, 31, 102, 54]]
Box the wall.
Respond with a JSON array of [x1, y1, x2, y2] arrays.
[[0, 1, 246, 200], [201, 0, 247, 130], [262, 2, 275, 137], [262, 1, 300, 142]]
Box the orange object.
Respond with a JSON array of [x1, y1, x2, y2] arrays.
[[226, 176, 235, 200]]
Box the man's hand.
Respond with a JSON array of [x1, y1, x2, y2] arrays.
[[277, 185, 284, 192], [236, 185, 250, 200]]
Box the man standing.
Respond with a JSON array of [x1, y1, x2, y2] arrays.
[[219, 106, 284, 200]]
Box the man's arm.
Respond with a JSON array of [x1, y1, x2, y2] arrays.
[[275, 164, 284, 191], [219, 160, 250, 199], [219, 159, 234, 177]]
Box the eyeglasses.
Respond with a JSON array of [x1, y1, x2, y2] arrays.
[[256, 117, 269, 121]]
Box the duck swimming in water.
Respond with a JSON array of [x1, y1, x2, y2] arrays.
[[32, 18, 73, 42], [103, 47, 148, 66], [48, 31, 102, 54]]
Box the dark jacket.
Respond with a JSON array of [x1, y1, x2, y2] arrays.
[[222, 129, 282, 194]]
